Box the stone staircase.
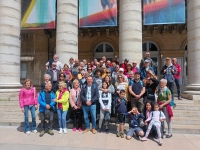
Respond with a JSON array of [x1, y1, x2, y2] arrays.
[[0, 98, 200, 134]]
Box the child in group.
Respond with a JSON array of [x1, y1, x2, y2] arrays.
[[115, 90, 127, 138], [125, 107, 145, 140], [98, 82, 112, 133], [141, 103, 166, 146]]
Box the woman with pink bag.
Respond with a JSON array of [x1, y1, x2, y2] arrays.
[[19, 79, 38, 135]]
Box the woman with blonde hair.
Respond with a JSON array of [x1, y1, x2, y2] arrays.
[[143, 70, 159, 104], [19, 79, 38, 135], [54, 81, 69, 134]]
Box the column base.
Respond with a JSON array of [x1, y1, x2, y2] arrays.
[[182, 85, 200, 104], [0, 84, 22, 101]]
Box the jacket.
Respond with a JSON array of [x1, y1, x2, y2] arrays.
[[19, 87, 38, 108], [125, 113, 145, 128], [80, 83, 99, 106], [140, 66, 155, 80], [38, 90, 56, 112], [69, 88, 82, 108], [160, 64, 177, 82], [115, 98, 127, 114], [55, 90, 70, 111], [46, 68, 60, 83], [173, 63, 181, 79]]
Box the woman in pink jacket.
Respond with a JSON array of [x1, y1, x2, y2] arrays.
[[19, 79, 38, 135], [69, 79, 82, 132]]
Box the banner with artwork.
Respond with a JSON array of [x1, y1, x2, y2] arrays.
[[21, 0, 56, 29], [143, 0, 186, 25], [79, 0, 117, 27]]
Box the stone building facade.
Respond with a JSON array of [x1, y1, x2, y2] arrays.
[[0, 0, 199, 100]]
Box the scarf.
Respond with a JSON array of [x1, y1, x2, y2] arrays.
[[64, 70, 70, 75], [160, 86, 168, 96]]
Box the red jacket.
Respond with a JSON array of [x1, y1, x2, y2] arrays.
[[173, 63, 181, 79], [120, 63, 128, 74]]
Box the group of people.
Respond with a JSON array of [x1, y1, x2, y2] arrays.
[[19, 52, 182, 146]]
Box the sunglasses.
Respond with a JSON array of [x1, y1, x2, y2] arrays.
[[106, 72, 111, 74], [79, 69, 83, 70]]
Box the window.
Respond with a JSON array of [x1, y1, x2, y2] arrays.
[[20, 62, 27, 79], [94, 42, 115, 60], [142, 42, 158, 51]]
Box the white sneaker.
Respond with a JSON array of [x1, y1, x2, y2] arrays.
[[26, 131, 30, 135], [59, 128, 63, 134], [63, 128, 67, 134], [33, 130, 37, 134]]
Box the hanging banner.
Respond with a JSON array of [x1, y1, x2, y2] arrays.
[[79, 0, 117, 27], [21, 0, 56, 29], [143, 0, 186, 25]]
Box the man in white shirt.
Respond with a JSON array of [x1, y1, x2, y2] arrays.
[[45, 54, 63, 71]]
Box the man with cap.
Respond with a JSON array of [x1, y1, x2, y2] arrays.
[[120, 59, 129, 75], [161, 57, 177, 108], [140, 59, 155, 80], [140, 52, 154, 68]]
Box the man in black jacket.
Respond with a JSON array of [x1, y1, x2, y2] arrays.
[[81, 76, 99, 134]]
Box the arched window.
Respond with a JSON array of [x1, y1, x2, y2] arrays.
[[94, 42, 115, 61], [142, 41, 159, 75]]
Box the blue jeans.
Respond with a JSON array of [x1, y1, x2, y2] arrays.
[[57, 108, 68, 128], [82, 105, 96, 129], [24, 106, 36, 132], [174, 78, 181, 98]]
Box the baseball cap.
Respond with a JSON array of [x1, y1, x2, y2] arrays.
[[165, 57, 171, 60], [119, 68, 124, 72], [124, 58, 129, 62], [144, 59, 150, 63]]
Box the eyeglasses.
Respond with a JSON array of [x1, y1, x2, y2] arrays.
[[118, 77, 122, 79], [79, 69, 83, 70], [60, 76, 64, 77], [106, 72, 111, 74]]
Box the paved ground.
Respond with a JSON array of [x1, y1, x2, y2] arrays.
[[0, 126, 200, 150]]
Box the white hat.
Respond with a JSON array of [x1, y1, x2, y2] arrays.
[[119, 68, 124, 72]]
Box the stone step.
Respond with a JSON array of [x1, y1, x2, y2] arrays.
[[171, 124, 200, 134], [172, 117, 200, 125], [0, 101, 19, 106], [173, 110, 200, 117], [174, 104, 200, 111]]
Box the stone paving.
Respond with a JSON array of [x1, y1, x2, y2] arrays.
[[0, 126, 200, 150]]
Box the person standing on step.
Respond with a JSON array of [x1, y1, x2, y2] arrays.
[[38, 83, 56, 137], [81, 76, 99, 134], [19, 79, 38, 135], [115, 90, 127, 138], [157, 79, 173, 138], [54, 82, 69, 134], [46, 62, 60, 93], [172, 58, 182, 100], [160, 57, 177, 108], [45, 54, 63, 71], [98, 82, 112, 133], [70, 79, 83, 132]]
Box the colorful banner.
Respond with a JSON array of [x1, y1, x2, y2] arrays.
[[21, 0, 56, 29], [143, 0, 186, 25], [79, 0, 117, 27]]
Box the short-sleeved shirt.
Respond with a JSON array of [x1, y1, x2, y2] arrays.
[[158, 89, 171, 103], [129, 80, 145, 95]]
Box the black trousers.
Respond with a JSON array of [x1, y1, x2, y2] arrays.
[[167, 82, 174, 100], [40, 110, 54, 130], [72, 109, 83, 128]]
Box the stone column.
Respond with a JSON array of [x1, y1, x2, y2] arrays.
[[0, 0, 21, 100], [56, 0, 78, 64], [119, 0, 142, 64], [182, 0, 200, 101]]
